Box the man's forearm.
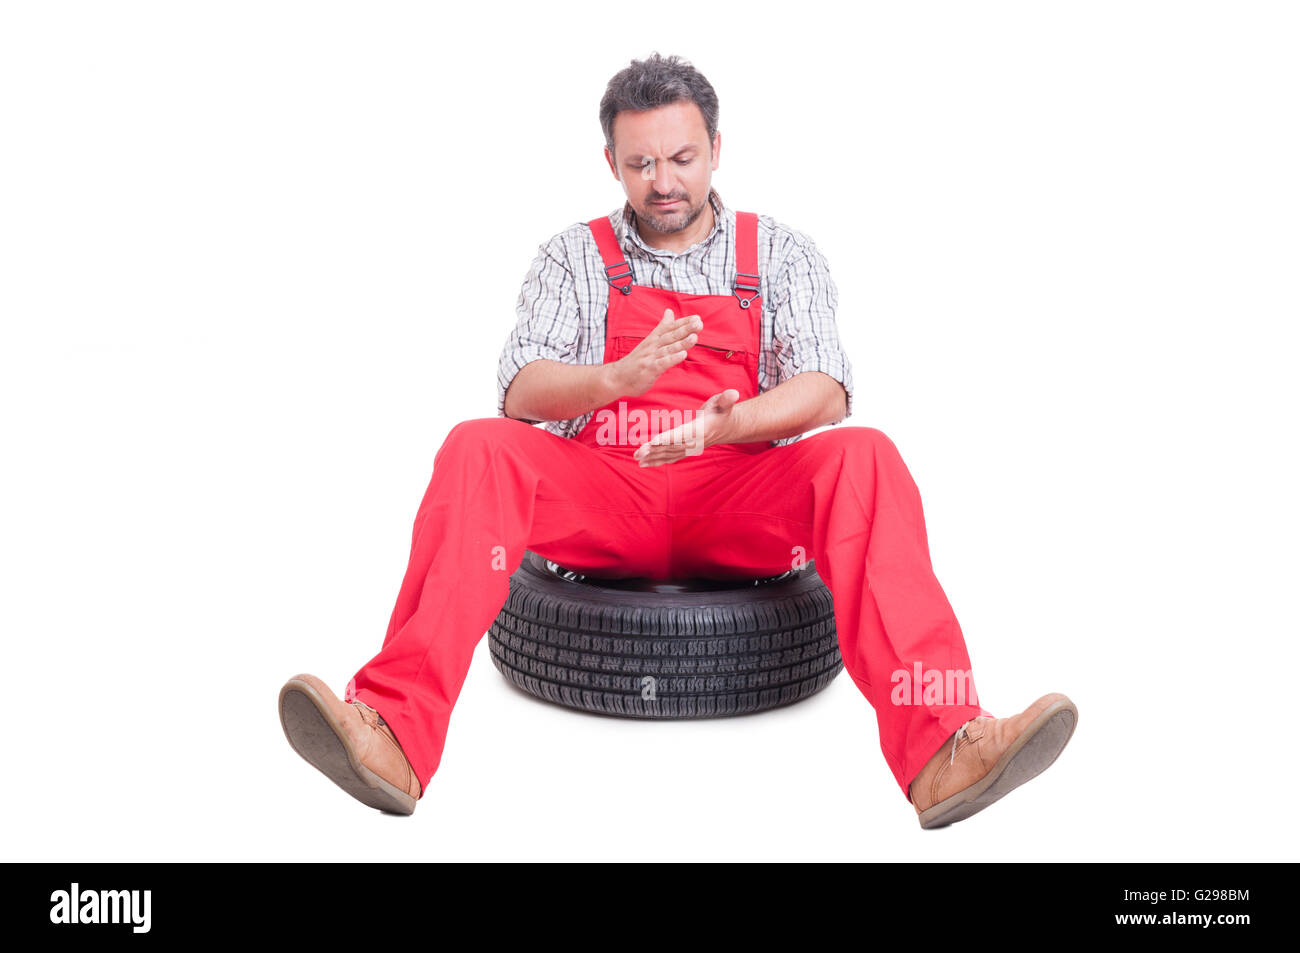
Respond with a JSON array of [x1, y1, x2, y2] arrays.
[[503, 359, 621, 424], [718, 371, 848, 446]]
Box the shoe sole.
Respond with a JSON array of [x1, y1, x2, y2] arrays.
[[278, 678, 417, 816], [917, 697, 1078, 830]]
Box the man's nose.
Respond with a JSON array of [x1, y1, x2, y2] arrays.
[[650, 163, 678, 196]]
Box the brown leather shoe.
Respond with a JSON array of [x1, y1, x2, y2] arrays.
[[278, 673, 421, 815], [908, 693, 1078, 829]]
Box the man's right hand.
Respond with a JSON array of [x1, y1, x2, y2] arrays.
[[608, 309, 703, 398]]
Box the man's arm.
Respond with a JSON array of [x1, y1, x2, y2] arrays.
[[633, 370, 847, 467], [716, 371, 848, 446], [503, 359, 621, 424]]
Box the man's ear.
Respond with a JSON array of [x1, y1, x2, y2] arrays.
[[604, 146, 620, 181], [711, 131, 721, 171]]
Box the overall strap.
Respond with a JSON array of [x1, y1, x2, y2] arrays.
[[733, 210, 761, 309], [588, 209, 760, 304], [586, 216, 634, 295]]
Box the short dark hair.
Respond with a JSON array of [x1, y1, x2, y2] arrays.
[[599, 52, 719, 162]]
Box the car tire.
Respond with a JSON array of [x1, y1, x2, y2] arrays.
[[487, 550, 843, 718]]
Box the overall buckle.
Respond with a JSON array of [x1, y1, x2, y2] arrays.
[[604, 261, 634, 295], [732, 271, 761, 309]]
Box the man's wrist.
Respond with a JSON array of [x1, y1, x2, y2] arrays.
[[706, 396, 745, 448], [599, 359, 625, 406]]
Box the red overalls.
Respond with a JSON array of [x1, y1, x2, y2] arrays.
[[347, 209, 992, 803]]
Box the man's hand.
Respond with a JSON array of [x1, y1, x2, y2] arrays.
[[633, 388, 742, 467], [609, 308, 703, 397]]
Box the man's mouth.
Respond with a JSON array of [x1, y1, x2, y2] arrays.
[[651, 199, 682, 207]]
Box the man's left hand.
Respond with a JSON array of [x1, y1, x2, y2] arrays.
[[633, 389, 741, 467]]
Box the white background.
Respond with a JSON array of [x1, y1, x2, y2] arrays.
[[2, 0, 1296, 861]]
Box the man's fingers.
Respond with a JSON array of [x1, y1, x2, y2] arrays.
[[635, 435, 702, 466], [648, 318, 700, 360], [658, 332, 697, 356], [660, 315, 702, 344], [647, 420, 697, 447], [643, 312, 701, 350]]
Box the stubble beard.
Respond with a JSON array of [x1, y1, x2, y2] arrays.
[[638, 193, 708, 235]]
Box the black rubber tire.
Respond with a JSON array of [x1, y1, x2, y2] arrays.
[[487, 550, 843, 718]]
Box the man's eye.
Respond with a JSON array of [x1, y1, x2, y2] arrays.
[[675, 158, 692, 165]]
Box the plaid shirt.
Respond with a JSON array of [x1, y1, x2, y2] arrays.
[[496, 187, 854, 447]]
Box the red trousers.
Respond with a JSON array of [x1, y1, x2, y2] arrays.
[[348, 417, 992, 801]]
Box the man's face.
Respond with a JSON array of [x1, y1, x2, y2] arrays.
[[605, 100, 721, 236]]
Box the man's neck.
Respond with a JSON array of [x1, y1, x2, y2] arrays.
[[633, 191, 717, 254]]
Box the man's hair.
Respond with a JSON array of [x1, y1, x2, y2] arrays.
[[599, 52, 719, 163]]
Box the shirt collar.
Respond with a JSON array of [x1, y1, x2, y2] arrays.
[[620, 187, 726, 256]]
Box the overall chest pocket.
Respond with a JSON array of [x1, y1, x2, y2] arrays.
[[610, 337, 754, 391], [684, 342, 753, 375], [614, 335, 748, 361], [691, 342, 741, 360]]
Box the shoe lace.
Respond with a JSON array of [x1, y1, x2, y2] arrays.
[[949, 720, 973, 766], [352, 699, 389, 729]]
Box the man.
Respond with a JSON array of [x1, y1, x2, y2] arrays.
[[279, 52, 1078, 830]]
